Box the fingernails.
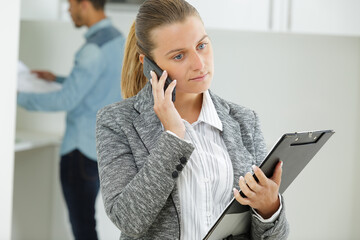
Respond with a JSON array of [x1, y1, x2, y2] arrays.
[[162, 70, 167, 76], [280, 161, 283, 168], [233, 188, 238, 195], [252, 165, 257, 171], [239, 176, 244, 181], [149, 78, 152, 84]]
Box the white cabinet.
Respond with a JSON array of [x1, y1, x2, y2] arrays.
[[187, 0, 271, 31], [271, 0, 291, 31], [187, 0, 360, 36], [18, 0, 360, 36], [290, 0, 360, 36], [20, 0, 60, 20], [12, 132, 61, 240]]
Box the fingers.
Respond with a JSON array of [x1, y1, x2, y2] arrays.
[[150, 70, 160, 100], [150, 70, 168, 100], [238, 164, 278, 195], [149, 70, 158, 86], [164, 79, 177, 102], [270, 161, 283, 186], [239, 175, 256, 198], [150, 70, 167, 87], [158, 70, 168, 88], [149, 70, 184, 138], [243, 172, 260, 193], [252, 163, 282, 187], [253, 165, 268, 185], [233, 188, 251, 206], [30, 70, 55, 81], [235, 164, 282, 211]]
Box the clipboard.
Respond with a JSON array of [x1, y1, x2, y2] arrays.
[[203, 129, 335, 240]]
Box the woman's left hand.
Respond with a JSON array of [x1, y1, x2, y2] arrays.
[[233, 161, 282, 219]]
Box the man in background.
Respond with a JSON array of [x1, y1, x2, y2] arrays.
[[17, 0, 125, 239]]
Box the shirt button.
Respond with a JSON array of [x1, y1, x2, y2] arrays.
[[204, 178, 209, 183], [207, 212, 211, 217], [180, 157, 187, 164], [172, 171, 179, 178]]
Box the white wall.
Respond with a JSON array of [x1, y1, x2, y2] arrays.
[[187, 0, 271, 31], [352, 39, 360, 238], [20, 0, 59, 20], [17, 16, 360, 240], [17, 20, 79, 134], [0, 1, 20, 239], [209, 30, 360, 239]]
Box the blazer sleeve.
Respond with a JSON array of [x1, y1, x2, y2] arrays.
[[96, 108, 194, 238], [250, 196, 289, 240]]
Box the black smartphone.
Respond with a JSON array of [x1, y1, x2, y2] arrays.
[[143, 56, 176, 102]]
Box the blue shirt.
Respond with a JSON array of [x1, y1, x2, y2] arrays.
[[17, 18, 125, 160]]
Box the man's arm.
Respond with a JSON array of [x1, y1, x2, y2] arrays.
[[17, 44, 105, 112]]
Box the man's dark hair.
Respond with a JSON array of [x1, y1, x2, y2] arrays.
[[78, 0, 106, 10]]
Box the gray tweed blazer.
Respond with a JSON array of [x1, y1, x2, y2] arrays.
[[96, 82, 289, 240]]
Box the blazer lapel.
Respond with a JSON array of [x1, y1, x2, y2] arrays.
[[210, 91, 255, 190], [132, 83, 182, 222], [133, 83, 162, 156]]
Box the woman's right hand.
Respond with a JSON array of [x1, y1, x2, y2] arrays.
[[150, 70, 185, 139]]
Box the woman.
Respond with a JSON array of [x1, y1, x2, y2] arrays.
[[96, 0, 289, 239]]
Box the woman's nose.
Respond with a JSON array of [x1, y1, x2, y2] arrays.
[[191, 52, 205, 71]]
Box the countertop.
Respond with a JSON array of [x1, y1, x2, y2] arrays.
[[15, 130, 61, 152]]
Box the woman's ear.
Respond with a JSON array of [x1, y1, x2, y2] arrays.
[[139, 54, 144, 64]]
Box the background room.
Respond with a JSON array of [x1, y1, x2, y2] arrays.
[[2, 0, 360, 239]]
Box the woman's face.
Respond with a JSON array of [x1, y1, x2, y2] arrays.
[[149, 16, 214, 95]]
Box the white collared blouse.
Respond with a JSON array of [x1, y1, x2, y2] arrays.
[[177, 90, 234, 239]]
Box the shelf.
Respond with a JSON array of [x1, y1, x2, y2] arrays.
[[15, 130, 61, 152]]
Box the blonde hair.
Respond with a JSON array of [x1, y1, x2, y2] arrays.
[[121, 0, 200, 99]]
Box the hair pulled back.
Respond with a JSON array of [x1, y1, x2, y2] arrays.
[[121, 0, 200, 99], [76, 0, 105, 10]]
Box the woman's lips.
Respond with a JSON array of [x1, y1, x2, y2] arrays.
[[190, 73, 208, 81]]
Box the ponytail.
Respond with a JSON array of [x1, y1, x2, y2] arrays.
[[121, 21, 147, 99]]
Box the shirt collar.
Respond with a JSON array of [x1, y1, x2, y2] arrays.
[[197, 90, 223, 131], [85, 18, 112, 39]]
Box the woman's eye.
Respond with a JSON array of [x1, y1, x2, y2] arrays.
[[173, 54, 183, 60], [198, 43, 207, 50]]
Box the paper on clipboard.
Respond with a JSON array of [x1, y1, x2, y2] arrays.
[[17, 61, 62, 93]]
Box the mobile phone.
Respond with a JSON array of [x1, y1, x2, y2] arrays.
[[143, 56, 176, 102]]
